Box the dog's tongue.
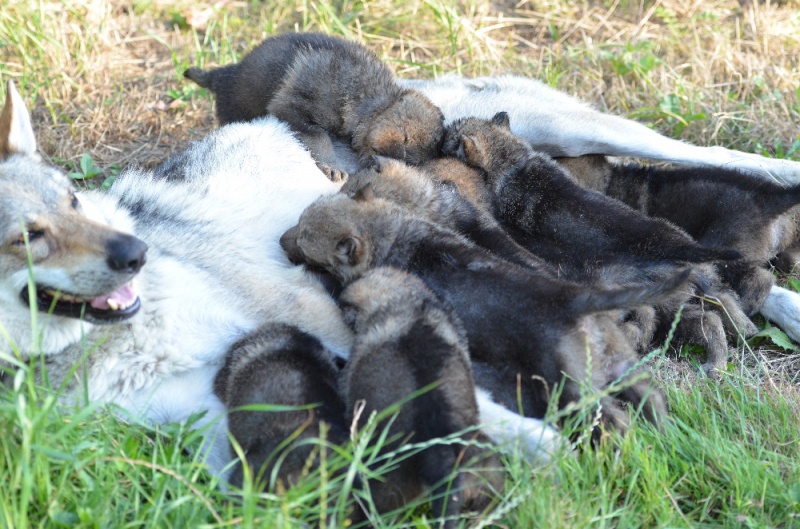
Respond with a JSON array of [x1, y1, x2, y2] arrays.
[[89, 284, 138, 310]]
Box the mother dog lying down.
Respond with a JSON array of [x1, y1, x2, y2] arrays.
[[0, 81, 559, 478]]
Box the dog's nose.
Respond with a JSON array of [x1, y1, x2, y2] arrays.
[[106, 233, 148, 273]]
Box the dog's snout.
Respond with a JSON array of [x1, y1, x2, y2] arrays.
[[106, 234, 148, 273]]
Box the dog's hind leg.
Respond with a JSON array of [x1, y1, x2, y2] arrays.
[[528, 109, 800, 184], [759, 285, 800, 344]]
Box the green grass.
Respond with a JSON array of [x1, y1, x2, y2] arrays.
[[1, 0, 800, 527]]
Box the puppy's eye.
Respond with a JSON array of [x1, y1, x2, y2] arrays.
[[71, 193, 80, 209], [14, 229, 45, 246]]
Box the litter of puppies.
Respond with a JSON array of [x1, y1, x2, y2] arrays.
[[180, 31, 800, 521]]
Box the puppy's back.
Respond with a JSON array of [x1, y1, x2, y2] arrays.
[[214, 322, 347, 489]]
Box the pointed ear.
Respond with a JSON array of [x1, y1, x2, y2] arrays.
[[336, 236, 365, 266], [491, 111, 510, 129], [0, 80, 38, 160], [461, 136, 487, 169], [353, 183, 375, 202]]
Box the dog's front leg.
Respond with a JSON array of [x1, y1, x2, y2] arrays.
[[759, 285, 800, 343]]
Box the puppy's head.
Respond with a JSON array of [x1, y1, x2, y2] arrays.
[[357, 90, 444, 166], [280, 189, 393, 284], [441, 112, 531, 182]]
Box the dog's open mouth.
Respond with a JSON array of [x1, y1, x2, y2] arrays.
[[20, 282, 141, 324]]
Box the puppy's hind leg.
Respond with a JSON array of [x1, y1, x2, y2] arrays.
[[670, 305, 729, 377]]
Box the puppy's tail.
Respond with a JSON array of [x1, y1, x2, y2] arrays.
[[184, 67, 214, 89], [761, 182, 800, 216], [570, 268, 691, 315]]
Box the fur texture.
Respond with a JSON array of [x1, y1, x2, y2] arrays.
[[213, 323, 347, 490], [401, 73, 800, 182], [340, 267, 503, 527], [0, 80, 353, 478], [442, 114, 759, 374], [185, 32, 444, 167], [281, 191, 674, 433]]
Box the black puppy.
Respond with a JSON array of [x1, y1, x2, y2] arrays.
[[340, 267, 504, 527], [214, 323, 348, 490], [185, 32, 444, 167], [442, 113, 757, 375]]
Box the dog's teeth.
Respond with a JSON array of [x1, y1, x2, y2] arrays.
[[107, 299, 119, 311]]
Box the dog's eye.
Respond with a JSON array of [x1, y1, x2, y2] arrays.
[[14, 229, 45, 246], [71, 193, 80, 209]]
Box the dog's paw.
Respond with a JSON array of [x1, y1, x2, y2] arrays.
[[759, 285, 800, 343], [317, 162, 349, 183]]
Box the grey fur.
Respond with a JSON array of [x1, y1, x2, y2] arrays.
[[443, 114, 758, 375], [340, 267, 503, 526], [561, 156, 800, 317]]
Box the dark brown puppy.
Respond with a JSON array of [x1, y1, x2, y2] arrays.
[[340, 267, 503, 528], [185, 32, 444, 167], [281, 191, 676, 435], [442, 113, 757, 375], [558, 155, 800, 315], [214, 323, 348, 490], [337, 156, 552, 274]]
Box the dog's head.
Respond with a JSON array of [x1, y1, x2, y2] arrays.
[[0, 81, 148, 354]]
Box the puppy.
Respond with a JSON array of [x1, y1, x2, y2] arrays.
[[340, 267, 503, 527], [185, 32, 444, 167], [214, 323, 348, 490], [443, 113, 758, 375], [281, 191, 676, 434], [558, 156, 800, 316], [336, 156, 552, 273]]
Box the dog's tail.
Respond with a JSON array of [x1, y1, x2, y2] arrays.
[[569, 268, 691, 315]]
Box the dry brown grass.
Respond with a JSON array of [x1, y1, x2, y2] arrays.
[[1, 0, 798, 171]]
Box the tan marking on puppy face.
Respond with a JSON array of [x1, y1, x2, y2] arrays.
[[364, 91, 444, 165], [422, 157, 493, 210]]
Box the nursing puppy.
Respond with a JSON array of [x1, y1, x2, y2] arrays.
[[281, 191, 677, 434], [213, 323, 348, 490], [442, 113, 757, 375], [185, 32, 444, 168], [558, 156, 800, 317], [340, 267, 503, 527], [336, 156, 552, 274]]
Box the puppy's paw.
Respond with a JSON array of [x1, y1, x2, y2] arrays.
[[317, 162, 349, 183]]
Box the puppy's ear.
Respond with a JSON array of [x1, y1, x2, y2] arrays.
[[336, 236, 365, 266], [0, 80, 38, 160], [491, 111, 511, 129], [461, 136, 488, 169], [353, 183, 375, 202]]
